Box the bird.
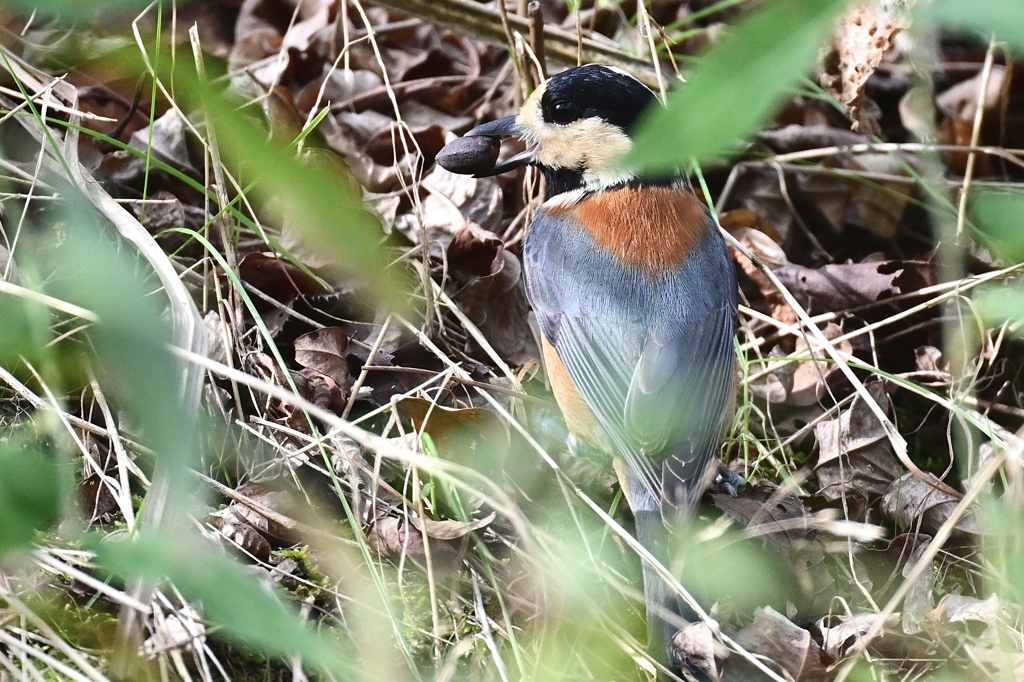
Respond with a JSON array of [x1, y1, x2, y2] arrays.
[[438, 64, 739, 679]]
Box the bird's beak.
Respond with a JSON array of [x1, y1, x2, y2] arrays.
[[464, 116, 536, 177]]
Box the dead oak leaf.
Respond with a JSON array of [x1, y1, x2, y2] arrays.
[[730, 607, 831, 681], [774, 259, 931, 315], [881, 471, 980, 538], [814, 381, 902, 507], [402, 397, 510, 474], [820, 0, 912, 130], [294, 327, 350, 386]]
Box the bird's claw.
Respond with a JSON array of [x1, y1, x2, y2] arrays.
[[712, 465, 744, 497]]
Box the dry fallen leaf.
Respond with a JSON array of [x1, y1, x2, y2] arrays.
[[963, 644, 1024, 678], [730, 607, 830, 681], [410, 510, 496, 541], [926, 593, 1001, 628], [742, 126, 915, 241], [209, 508, 274, 563], [294, 327, 350, 386], [367, 515, 468, 578], [881, 472, 980, 538], [448, 227, 536, 365], [819, 0, 911, 131], [775, 259, 932, 314], [402, 396, 510, 474], [818, 611, 898, 660], [748, 323, 852, 407], [815, 381, 902, 508], [936, 66, 1007, 175], [238, 252, 328, 304], [671, 622, 720, 680], [143, 604, 205, 657], [899, 537, 935, 635], [937, 66, 1006, 125]]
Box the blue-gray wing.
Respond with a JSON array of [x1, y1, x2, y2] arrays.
[[525, 207, 737, 518]]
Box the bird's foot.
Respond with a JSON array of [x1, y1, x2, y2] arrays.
[[712, 464, 744, 497]]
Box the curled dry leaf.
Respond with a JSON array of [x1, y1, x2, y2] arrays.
[[226, 481, 301, 545], [722, 211, 788, 267], [819, 0, 911, 130], [391, 165, 504, 253], [723, 209, 796, 329], [748, 323, 852, 407], [815, 381, 902, 507], [936, 66, 1007, 123], [426, 165, 505, 235], [244, 351, 291, 391], [410, 510, 496, 540], [367, 515, 468, 578], [203, 310, 230, 367], [402, 396, 510, 474], [209, 507, 274, 564], [818, 611, 899, 660], [730, 606, 830, 682], [936, 66, 1008, 176], [448, 226, 536, 364], [748, 346, 794, 405], [294, 327, 350, 386], [447, 222, 504, 278], [129, 109, 196, 174], [926, 593, 1001, 629], [243, 351, 344, 429], [881, 472, 980, 538], [294, 367, 347, 414], [775, 259, 932, 315], [670, 622, 720, 681], [914, 345, 948, 376], [789, 323, 854, 407]]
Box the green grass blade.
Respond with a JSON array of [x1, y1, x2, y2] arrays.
[[628, 0, 850, 171]]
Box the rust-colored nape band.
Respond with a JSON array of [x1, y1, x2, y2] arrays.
[[567, 186, 712, 275]]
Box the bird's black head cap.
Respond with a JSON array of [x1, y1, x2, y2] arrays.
[[539, 64, 657, 134]]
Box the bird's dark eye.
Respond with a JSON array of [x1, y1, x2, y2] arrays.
[[550, 100, 579, 124]]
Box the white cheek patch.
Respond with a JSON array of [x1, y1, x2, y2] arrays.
[[515, 79, 637, 190], [516, 84, 546, 146]]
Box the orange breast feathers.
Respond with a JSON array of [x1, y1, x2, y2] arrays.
[[549, 185, 713, 275]]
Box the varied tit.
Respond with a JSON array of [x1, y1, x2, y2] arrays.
[[438, 64, 739, 680]]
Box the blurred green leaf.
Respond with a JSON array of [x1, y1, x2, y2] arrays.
[[43, 209, 189, 475], [0, 295, 43, 367], [976, 285, 1024, 331], [182, 75, 407, 312], [680, 530, 794, 612], [628, 0, 849, 171], [6, 0, 153, 19], [983, 500, 1024, 604], [967, 189, 1024, 264], [0, 440, 67, 557], [923, 0, 1024, 51], [95, 532, 355, 674]]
